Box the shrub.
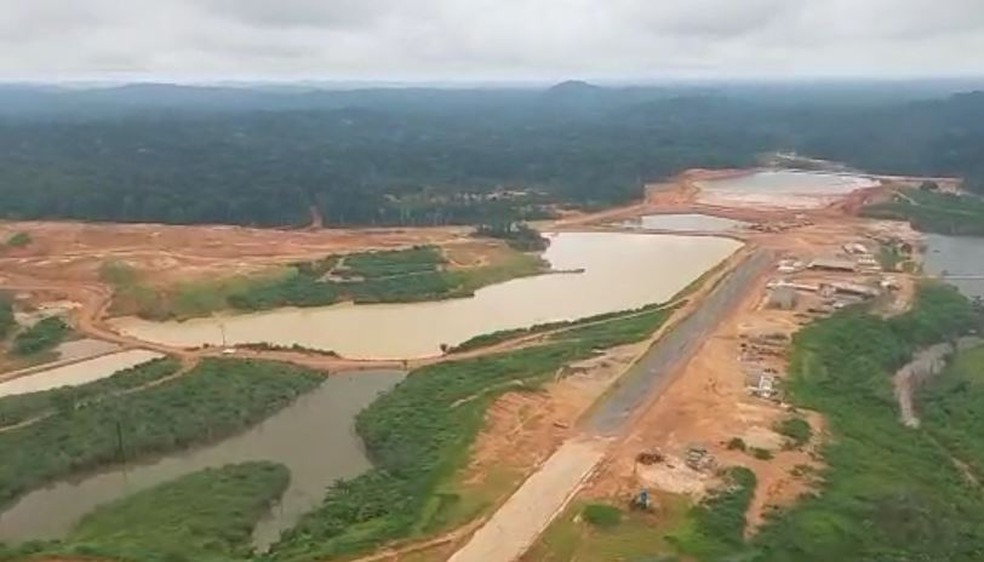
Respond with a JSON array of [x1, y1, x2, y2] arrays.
[[775, 417, 813, 449], [12, 316, 69, 355], [5, 232, 31, 248], [583, 503, 622, 528], [726, 437, 747, 451], [751, 447, 774, 460]]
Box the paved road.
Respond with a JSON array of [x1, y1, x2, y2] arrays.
[[586, 249, 773, 435], [447, 249, 773, 562]]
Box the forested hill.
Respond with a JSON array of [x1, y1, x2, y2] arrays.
[[0, 82, 982, 227]]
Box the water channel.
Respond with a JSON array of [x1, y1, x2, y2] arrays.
[[111, 232, 742, 359], [0, 370, 405, 549]]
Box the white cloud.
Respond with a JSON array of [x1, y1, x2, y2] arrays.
[[1, 0, 983, 80]]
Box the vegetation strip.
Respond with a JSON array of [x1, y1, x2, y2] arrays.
[[266, 305, 674, 561], [11, 316, 69, 356], [0, 357, 180, 428], [5, 462, 289, 562], [863, 188, 984, 236], [0, 358, 322, 510]]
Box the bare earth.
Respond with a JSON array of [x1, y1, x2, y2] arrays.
[[1, 167, 943, 562]]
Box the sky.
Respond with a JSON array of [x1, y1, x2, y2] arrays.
[[2, 0, 984, 82]]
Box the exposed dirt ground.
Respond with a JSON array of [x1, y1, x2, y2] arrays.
[[0, 221, 468, 287], [0, 168, 944, 562]]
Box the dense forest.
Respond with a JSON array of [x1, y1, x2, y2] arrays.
[[0, 82, 982, 227]]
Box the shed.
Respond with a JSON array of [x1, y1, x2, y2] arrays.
[[808, 258, 857, 272]]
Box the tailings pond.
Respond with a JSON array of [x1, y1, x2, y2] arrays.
[[924, 233, 984, 299], [111, 232, 742, 359], [618, 213, 748, 233], [0, 370, 405, 549], [696, 170, 879, 209]]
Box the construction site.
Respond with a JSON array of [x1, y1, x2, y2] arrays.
[[0, 167, 951, 561]]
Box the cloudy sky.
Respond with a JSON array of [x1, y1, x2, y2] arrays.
[[2, 0, 984, 82]]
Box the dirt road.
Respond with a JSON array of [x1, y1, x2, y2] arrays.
[[446, 249, 773, 562], [446, 439, 606, 562]]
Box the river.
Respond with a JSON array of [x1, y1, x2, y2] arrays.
[[110, 232, 742, 359], [0, 370, 405, 549]]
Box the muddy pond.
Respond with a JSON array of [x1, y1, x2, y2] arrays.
[[924, 233, 984, 299], [696, 170, 879, 209], [111, 232, 742, 359], [0, 370, 405, 549]]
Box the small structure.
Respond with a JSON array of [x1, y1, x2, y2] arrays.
[[684, 444, 716, 472], [636, 450, 664, 465], [631, 489, 654, 511], [808, 258, 857, 272], [843, 242, 870, 255], [826, 281, 881, 299], [768, 286, 798, 310], [745, 371, 777, 398]]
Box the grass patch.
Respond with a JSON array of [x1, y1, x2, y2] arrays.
[[11, 316, 69, 356], [0, 358, 322, 510], [774, 417, 813, 449], [55, 462, 289, 562], [863, 189, 984, 236], [450, 302, 671, 353], [522, 495, 690, 562], [4, 232, 31, 249], [583, 504, 623, 528], [671, 467, 757, 559], [266, 306, 674, 561], [0, 357, 181, 428]]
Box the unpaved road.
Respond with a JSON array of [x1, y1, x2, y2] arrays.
[[447, 249, 773, 562], [446, 439, 606, 562], [587, 249, 773, 435]]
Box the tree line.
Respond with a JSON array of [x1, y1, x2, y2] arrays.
[[2, 84, 981, 228]]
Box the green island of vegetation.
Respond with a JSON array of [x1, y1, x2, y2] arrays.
[[106, 242, 548, 320], [449, 302, 673, 353], [47, 462, 290, 562], [863, 187, 984, 236], [0, 358, 322, 510], [10, 316, 70, 356], [3, 232, 31, 249], [266, 304, 674, 561]]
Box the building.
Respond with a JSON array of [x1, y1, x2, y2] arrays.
[[767, 286, 798, 310], [808, 258, 857, 272]]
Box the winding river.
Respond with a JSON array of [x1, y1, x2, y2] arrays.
[[0, 370, 405, 549]]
